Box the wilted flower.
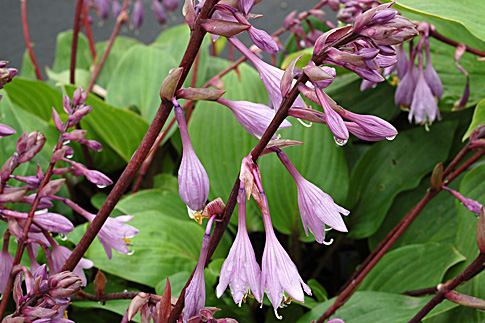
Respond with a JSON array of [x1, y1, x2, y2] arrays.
[[277, 151, 348, 243], [174, 101, 210, 215], [216, 98, 291, 139], [216, 185, 262, 304]]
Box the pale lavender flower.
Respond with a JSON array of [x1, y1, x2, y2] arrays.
[[184, 216, 215, 322], [94, 0, 110, 19], [112, 0, 122, 18], [443, 186, 483, 214], [340, 108, 397, 140], [424, 36, 443, 100], [315, 87, 349, 145], [48, 238, 93, 286], [409, 51, 440, 125], [162, 0, 178, 11], [132, 0, 144, 29], [174, 102, 210, 214], [278, 151, 348, 243], [260, 202, 311, 318], [1, 209, 74, 234], [238, 0, 255, 15], [216, 185, 262, 304], [396, 44, 409, 80], [328, 319, 345, 323], [1, 237, 14, 293], [152, 0, 167, 25], [229, 37, 307, 111], [0, 123, 16, 139], [65, 159, 113, 187], [216, 98, 291, 139]]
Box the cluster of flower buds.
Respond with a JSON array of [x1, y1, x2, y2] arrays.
[[394, 22, 443, 125], [336, 0, 380, 24], [0, 61, 18, 140], [2, 265, 81, 323]]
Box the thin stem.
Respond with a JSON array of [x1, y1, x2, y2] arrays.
[[77, 290, 161, 304], [87, 0, 131, 93], [20, 0, 43, 81], [430, 27, 485, 57], [82, 3, 96, 60], [60, 0, 219, 274], [408, 253, 485, 323], [402, 286, 438, 297], [70, 0, 84, 84]]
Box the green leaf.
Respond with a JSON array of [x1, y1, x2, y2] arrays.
[[368, 175, 459, 251], [359, 243, 465, 293], [46, 67, 91, 89], [297, 291, 457, 323], [94, 36, 142, 89], [4, 78, 62, 121], [81, 190, 230, 287], [53, 30, 93, 73], [463, 98, 485, 140], [153, 173, 178, 193], [347, 121, 457, 239], [105, 44, 178, 123], [20, 50, 37, 80], [387, 0, 485, 42], [65, 85, 150, 165], [281, 48, 313, 70]]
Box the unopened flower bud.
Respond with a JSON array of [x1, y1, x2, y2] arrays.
[[202, 19, 250, 38], [160, 67, 183, 101], [52, 107, 64, 132], [39, 178, 65, 198], [63, 129, 87, 142], [430, 163, 443, 190], [85, 140, 103, 151], [304, 65, 335, 88], [0, 123, 16, 139], [17, 131, 46, 163], [445, 290, 485, 310], [0, 61, 17, 88], [0, 187, 29, 203], [1, 155, 19, 182], [67, 105, 93, 124], [72, 87, 86, 107], [176, 88, 226, 101], [443, 186, 483, 214], [182, 0, 196, 30], [51, 147, 69, 163]]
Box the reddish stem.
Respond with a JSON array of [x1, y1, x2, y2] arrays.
[[20, 0, 43, 81], [70, 0, 84, 84], [430, 27, 485, 57], [82, 3, 97, 60], [87, 0, 131, 93]]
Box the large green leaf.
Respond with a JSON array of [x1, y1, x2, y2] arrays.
[[297, 291, 457, 323], [73, 190, 230, 287], [359, 243, 465, 293], [347, 121, 456, 239], [463, 98, 485, 140], [386, 0, 485, 42], [52, 30, 93, 73], [368, 175, 458, 251], [19, 50, 37, 80], [105, 44, 178, 122], [94, 36, 142, 90], [65, 86, 150, 166]]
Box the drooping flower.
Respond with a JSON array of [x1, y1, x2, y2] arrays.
[[48, 237, 93, 286], [174, 101, 210, 215], [0, 237, 14, 294], [216, 185, 262, 304], [216, 98, 291, 139], [228, 37, 307, 112], [277, 151, 348, 243], [184, 216, 215, 322], [340, 108, 397, 140], [315, 87, 349, 145], [132, 0, 144, 29], [443, 186, 483, 215]]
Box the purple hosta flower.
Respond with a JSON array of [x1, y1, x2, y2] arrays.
[[353, 3, 418, 46], [216, 185, 262, 304], [64, 159, 113, 188], [152, 0, 167, 25], [0, 123, 16, 139], [184, 216, 216, 322], [453, 43, 470, 110], [238, 0, 254, 15], [328, 319, 345, 323], [260, 195, 311, 318], [94, 0, 110, 19], [337, 0, 378, 24], [48, 238, 93, 286], [278, 151, 348, 243], [315, 87, 349, 145], [112, 0, 123, 18], [132, 0, 144, 29], [216, 98, 291, 139], [409, 51, 440, 125], [162, 0, 178, 11], [228, 37, 307, 112], [443, 186, 483, 215], [1, 209, 74, 235], [423, 36, 443, 100], [17, 131, 46, 164], [174, 101, 210, 216], [0, 61, 18, 100], [396, 44, 409, 80], [1, 237, 14, 293], [340, 108, 397, 140]]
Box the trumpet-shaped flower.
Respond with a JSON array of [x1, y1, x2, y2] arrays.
[[216, 98, 291, 139], [216, 186, 262, 304], [277, 151, 348, 243], [174, 103, 210, 213], [0, 238, 14, 294]]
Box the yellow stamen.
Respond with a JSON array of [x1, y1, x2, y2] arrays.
[[123, 238, 131, 243], [64, 310, 69, 319], [390, 76, 399, 86]]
